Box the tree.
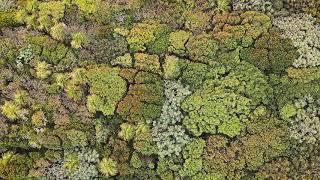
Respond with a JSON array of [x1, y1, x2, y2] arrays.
[[181, 62, 272, 137], [98, 157, 118, 177]]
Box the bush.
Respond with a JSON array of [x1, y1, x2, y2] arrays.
[[273, 14, 320, 67], [98, 157, 118, 177], [1, 0, 320, 179], [71, 32, 89, 49], [283, 95, 320, 144], [182, 62, 272, 137], [0, 11, 19, 28], [66, 65, 127, 116], [50, 23, 66, 41]]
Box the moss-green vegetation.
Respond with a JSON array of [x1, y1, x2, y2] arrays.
[[0, 0, 319, 179]]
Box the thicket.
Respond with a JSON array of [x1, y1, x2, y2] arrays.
[[0, 0, 319, 179]]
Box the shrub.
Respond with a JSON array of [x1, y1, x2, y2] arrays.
[[66, 65, 127, 116], [163, 55, 187, 80], [283, 95, 320, 144], [233, 0, 275, 15], [49, 149, 100, 179], [127, 22, 170, 52], [168, 30, 192, 56], [273, 14, 320, 67], [17, 1, 65, 31], [204, 118, 290, 178], [85, 66, 127, 115], [0, 0, 15, 11], [1, 90, 29, 121], [65, 129, 88, 148], [16, 45, 34, 68], [184, 10, 211, 32], [111, 53, 133, 67], [2, 101, 21, 120], [0, 11, 19, 28], [35, 61, 51, 79], [182, 138, 206, 159], [182, 62, 272, 137], [217, 0, 231, 11], [71, 32, 89, 49], [186, 33, 219, 63], [31, 110, 47, 128], [134, 53, 161, 73], [0, 152, 32, 178], [50, 23, 67, 41], [74, 0, 97, 15], [118, 123, 136, 141], [179, 158, 202, 177], [152, 80, 191, 157], [98, 157, 118, 177], [117, 71, 164, 123]]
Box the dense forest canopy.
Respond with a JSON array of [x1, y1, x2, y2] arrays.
[[0, 0, 320, 179]]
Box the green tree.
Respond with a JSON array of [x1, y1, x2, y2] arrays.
[[98, 157, 118, 177], [182, 62, 272, 137]]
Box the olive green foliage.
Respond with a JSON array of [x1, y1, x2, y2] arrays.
[[117, 71, 164, 156], [66, 65, 127, 116], [272, 67, 320, 108], [180, 61, 212, 90], [126, 22, 171, 53], [186, 33, 219, 63], [179, 138, 206, 177], [211, 11, 296, 74], [118, 123, 136, 141], [1, 0, 320, 179], [2, 101, 23, 120], [0, 11, 19, 28], [50, 23, 66, 41], [35, 61, 51, 79], [163, 55, 187, 79], [168, 30, 192, 56], [26, 35, 77, 70], [111, 53, 133, 67], [117, 71, 164, 124], [240, 28, 298, 73], [17, 0, 65, 31], [182, 62, 272, 137], [217, 0, 232, 11], [134, 53, 161, 73], [0, 152, 32, 178], [0, 38, 18, 65], [1, 90, 29, 121], [65, 129, 88, 148], [184, 10, 211, 32], [71, 32, 89, 49], [179, 158, 202, 177], [98, 157, 118, 177], [183, 138, 206, 159], [204, 117, 290, 178], [74, 0, 97, 15]]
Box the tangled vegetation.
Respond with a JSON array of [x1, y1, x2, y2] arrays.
[[0, 0, 320, 179]]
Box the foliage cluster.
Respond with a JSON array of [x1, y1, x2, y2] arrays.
[[0, 0, 320, 179], [274, 14, 320, 67], [152, 80, 191, 158]]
